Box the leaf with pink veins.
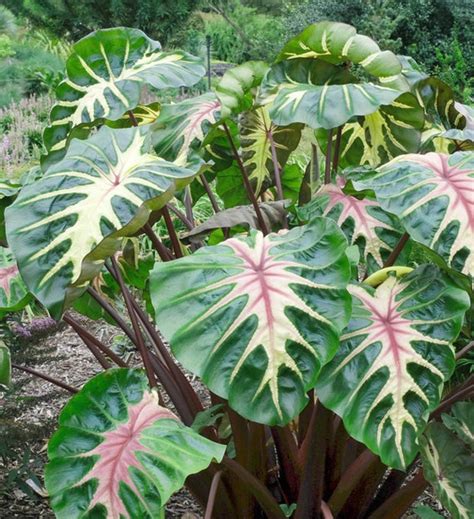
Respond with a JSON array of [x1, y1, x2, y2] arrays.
[[316, 265, 470, 469], [45, 369, 225, 519], [352, 151, 474, 276], [299, 177, 403, 270], [151, 217, 352, 426]]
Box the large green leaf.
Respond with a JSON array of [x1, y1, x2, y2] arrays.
[[215, 61, 269, 118], [0, 247, 31, 312], [151, 218, 352, 426], [316, 266, 469, 469], [279, 21, 401, 75], [0, 341, 11, 387], [261, 21, 404, 129], [152, 92, 221, 166], [240, 106, 302, 196], [298, 179, 403, 270], [315, 92, 425, 168], [352, 151, 474, 276], [44, 27, 204, 158], [7, 126, 196, 318], [45, 369, 225, 519], [421, 417, 474, 519]]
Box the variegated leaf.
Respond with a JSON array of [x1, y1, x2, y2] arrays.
[[421, 419, 474, 519], [279, 21, 401, 77], [298, 178, 403, 270], [316, 92, 424, 168], [46, 369, 225, 519], [151, 218, 352, 426], [352, 151, 474, 276], [240, 106, 302, 195], [152, 92, 221, 165], [261, 57, 403, 130], [43, 27, 204, 158], [316, 265, 469, 469], [6, 126, 196, 318], [0, 248, 30, 312], [261, 22, 404, 129], [216, 61, 269, 118]]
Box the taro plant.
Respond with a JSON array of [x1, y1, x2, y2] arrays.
[[0, 21, 473, 519]]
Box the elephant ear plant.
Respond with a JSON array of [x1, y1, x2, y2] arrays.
[[1, 21, 473, 519]]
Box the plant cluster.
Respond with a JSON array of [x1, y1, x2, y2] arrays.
[[0, 20, 473, 519]]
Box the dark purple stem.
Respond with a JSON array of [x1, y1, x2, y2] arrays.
[[12, 363, 78, 393]]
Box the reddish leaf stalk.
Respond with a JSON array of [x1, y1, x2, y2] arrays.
[[430, 374, 474, 420], [222, 457, 286, 519], [324, 129, 334, 184], [298, 389, 314, 446], [143, 222, 174, 261], [86, 286, 138, 345], [271, 425, 301, 502], [168, 203, 194, 230], [200, 173, 220, 214], [368, 469, 427, 519], [456, 340, 474, 360], [129, 296, 205, 420], [204, 470, 223, 519], [328, 449, 380, 515], [110, 257, 157, 388], [128, 110, 138, 126], [267, 129, 284, 201], [296, 401, 332, 519], [162, 206, 183, 258], [12, 363, 78, 393], [326, 416, 349, 495], [63, 313, 127, 368], [222, 122, 270, 235], [383, 232, 410, 268]]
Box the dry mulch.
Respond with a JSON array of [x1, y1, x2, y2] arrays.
[[0, 316, 446, 518]]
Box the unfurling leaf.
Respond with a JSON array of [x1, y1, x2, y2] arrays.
[[7, 126, 196, 318], [420, 402, 474, 519], [151, 218, 351, 426], [353, 151, 474, 276], [316, 265, 469, 469], [45, 369, 225, 519]]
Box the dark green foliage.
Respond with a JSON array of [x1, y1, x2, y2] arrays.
[[284, 0, 473, 100], [9, 0, 197, 44]]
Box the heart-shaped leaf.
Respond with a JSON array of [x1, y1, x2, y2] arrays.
[[0, 248, 31, 312], [151, 218, 352, 426], [298, 178, 403, 270], [7, 126, 196, 318], [152, 92, 221, 165], [44, 27, 204, 159], [45, 369, 225, 519], [352, 151, 474, 276], [421, 415, 474, 519], [316, 265, 469, 469]]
